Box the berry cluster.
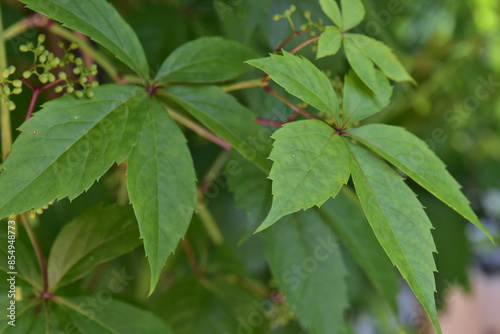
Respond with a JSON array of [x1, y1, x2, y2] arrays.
[[18, 34, 98, 99], [0, 66, 23, 110]]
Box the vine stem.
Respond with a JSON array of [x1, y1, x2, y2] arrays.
[[166, 107, 232, 150], [268, 88, 321, 120], [24, 78, 63, 120], [290, 36, 320, 54], [256, 118, 284, 127], [221, 78, 262, 92], [20, 213, 49, 294], [0, 4, 12, 161], [181, 238, 204, 277]]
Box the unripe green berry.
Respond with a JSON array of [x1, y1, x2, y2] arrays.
[[75, 90, 83, 98], [304, 11, 311, 19], [12, 87, 22, 95], [70, 42, 78, 50], [67, 86, 74, 93], [80, 76, 88, 84], [39, 54, 47, 63], [7, 101, 15, 111], [51, 57, 60, 67], [68, 54, 75, 61], [86, 91, 94, 98], [54, 85, 63, 93], [75, 57, 83, 66], [38, 45, 45, 53], [27, 42, 34, 49], [57, 41, 65, 49], [48, 73, 56, 82], [19, 44, 29, 52], [73, 67, 81, 75], [23, 71, 32, 79], [91, 81, 99, 88], [284, 9, 291, 16], [37, 34, 46, 43], [273, 14, 280, 21], [290, 5, 296, 12], [3, 86, 11, 95], [8, 66, 15, 74], [90, 64, 97, 71], [2, 69, 10, 78], [12, 80, 22, 88], [39, 73, 48, 84], [58, 72, 67, 80]]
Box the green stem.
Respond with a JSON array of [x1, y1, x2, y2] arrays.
[[0, 3, 12, 161], [221, 78, 262, 92], [197, 204, 223, 245], [48, 25, 120, 82], [2, 14, 39, 41]]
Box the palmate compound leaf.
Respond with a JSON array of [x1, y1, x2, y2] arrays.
[[340, 0, 365, 31], [345, 124, 493, 240], [347, 142, 442, 334], [319, 0, 342, 27], [245, 51, 340, 119], [317, 26, 342, 59], [344, 33, 415, 91], [155, 36, 258, 83], [19, 0, 149, 78], [256, 119, 351, 232], [127, 97, 197, 294], [0, 85, 148, 218], [263, 209, 349, 334], [47, 205, 141, 291]]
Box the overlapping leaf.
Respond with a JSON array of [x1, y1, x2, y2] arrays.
[[127, 98, 197, 294], [346, 124, 492, 239], [48, 205, 141, 290], [348, 142, 441, 334], [246, 51, 340, 118], [317, 26, 342, 59], [160, 85, 271, 172], [0, 85, 148, 218], [340, 0, 365, 31], [156, 37, 258, 83], [319, 190, 399, 311], [258, 120, 350, 232], [264, 210, 349, 334], [341, 69, 392, 126], [19, 0, 149, 78]]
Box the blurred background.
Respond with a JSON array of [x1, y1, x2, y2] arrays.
[[1, 0, 499, 333]]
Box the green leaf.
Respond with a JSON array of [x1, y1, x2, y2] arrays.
[[345, 34, 415, 84], [263, 210, 349, 334], [47, 205, 141, 290], [317, 26, 342, 59], [246, 51, 340, 118], [340, 0, 365, 30], [157, 277, 267, 334], [0, 85, 148, 218], [343, 36, 380, 94], [0, 221, 41, 289], [55, 297, 174, 333], [345, 124, 492, 240], [348, 142, 441, 334], [156, 36, 258, 83], [341, 69, 392, 126], [0, 299, 43, 333], [19, 0, 149, 78], [258, 120, 350, 232], [319, 190, 399, 311], [319, 0, 342, 27], [127, 97, 197, 294], [160, 85, 271, 173]]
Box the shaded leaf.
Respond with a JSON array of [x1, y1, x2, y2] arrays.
[[19, 0, 149, 78], [319, 189, 399, 311], [341, 69, 392, 126], [47, 205, 141, 290], [156, 37, 258, 83], [263, 210, 349, 334], [317, 26, 342, 59], [258, 120, 350, 232], [127, 98, 197, 294], [340, 0, 365, 30], [348, 142, 441, 334], [344, 36, 380, 94], [55, 297, 174, 333], [160, 85, 271, 172], [246, 51, 340, 118], [346, 124, 492, 240], [0, 85, 148, 218]]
